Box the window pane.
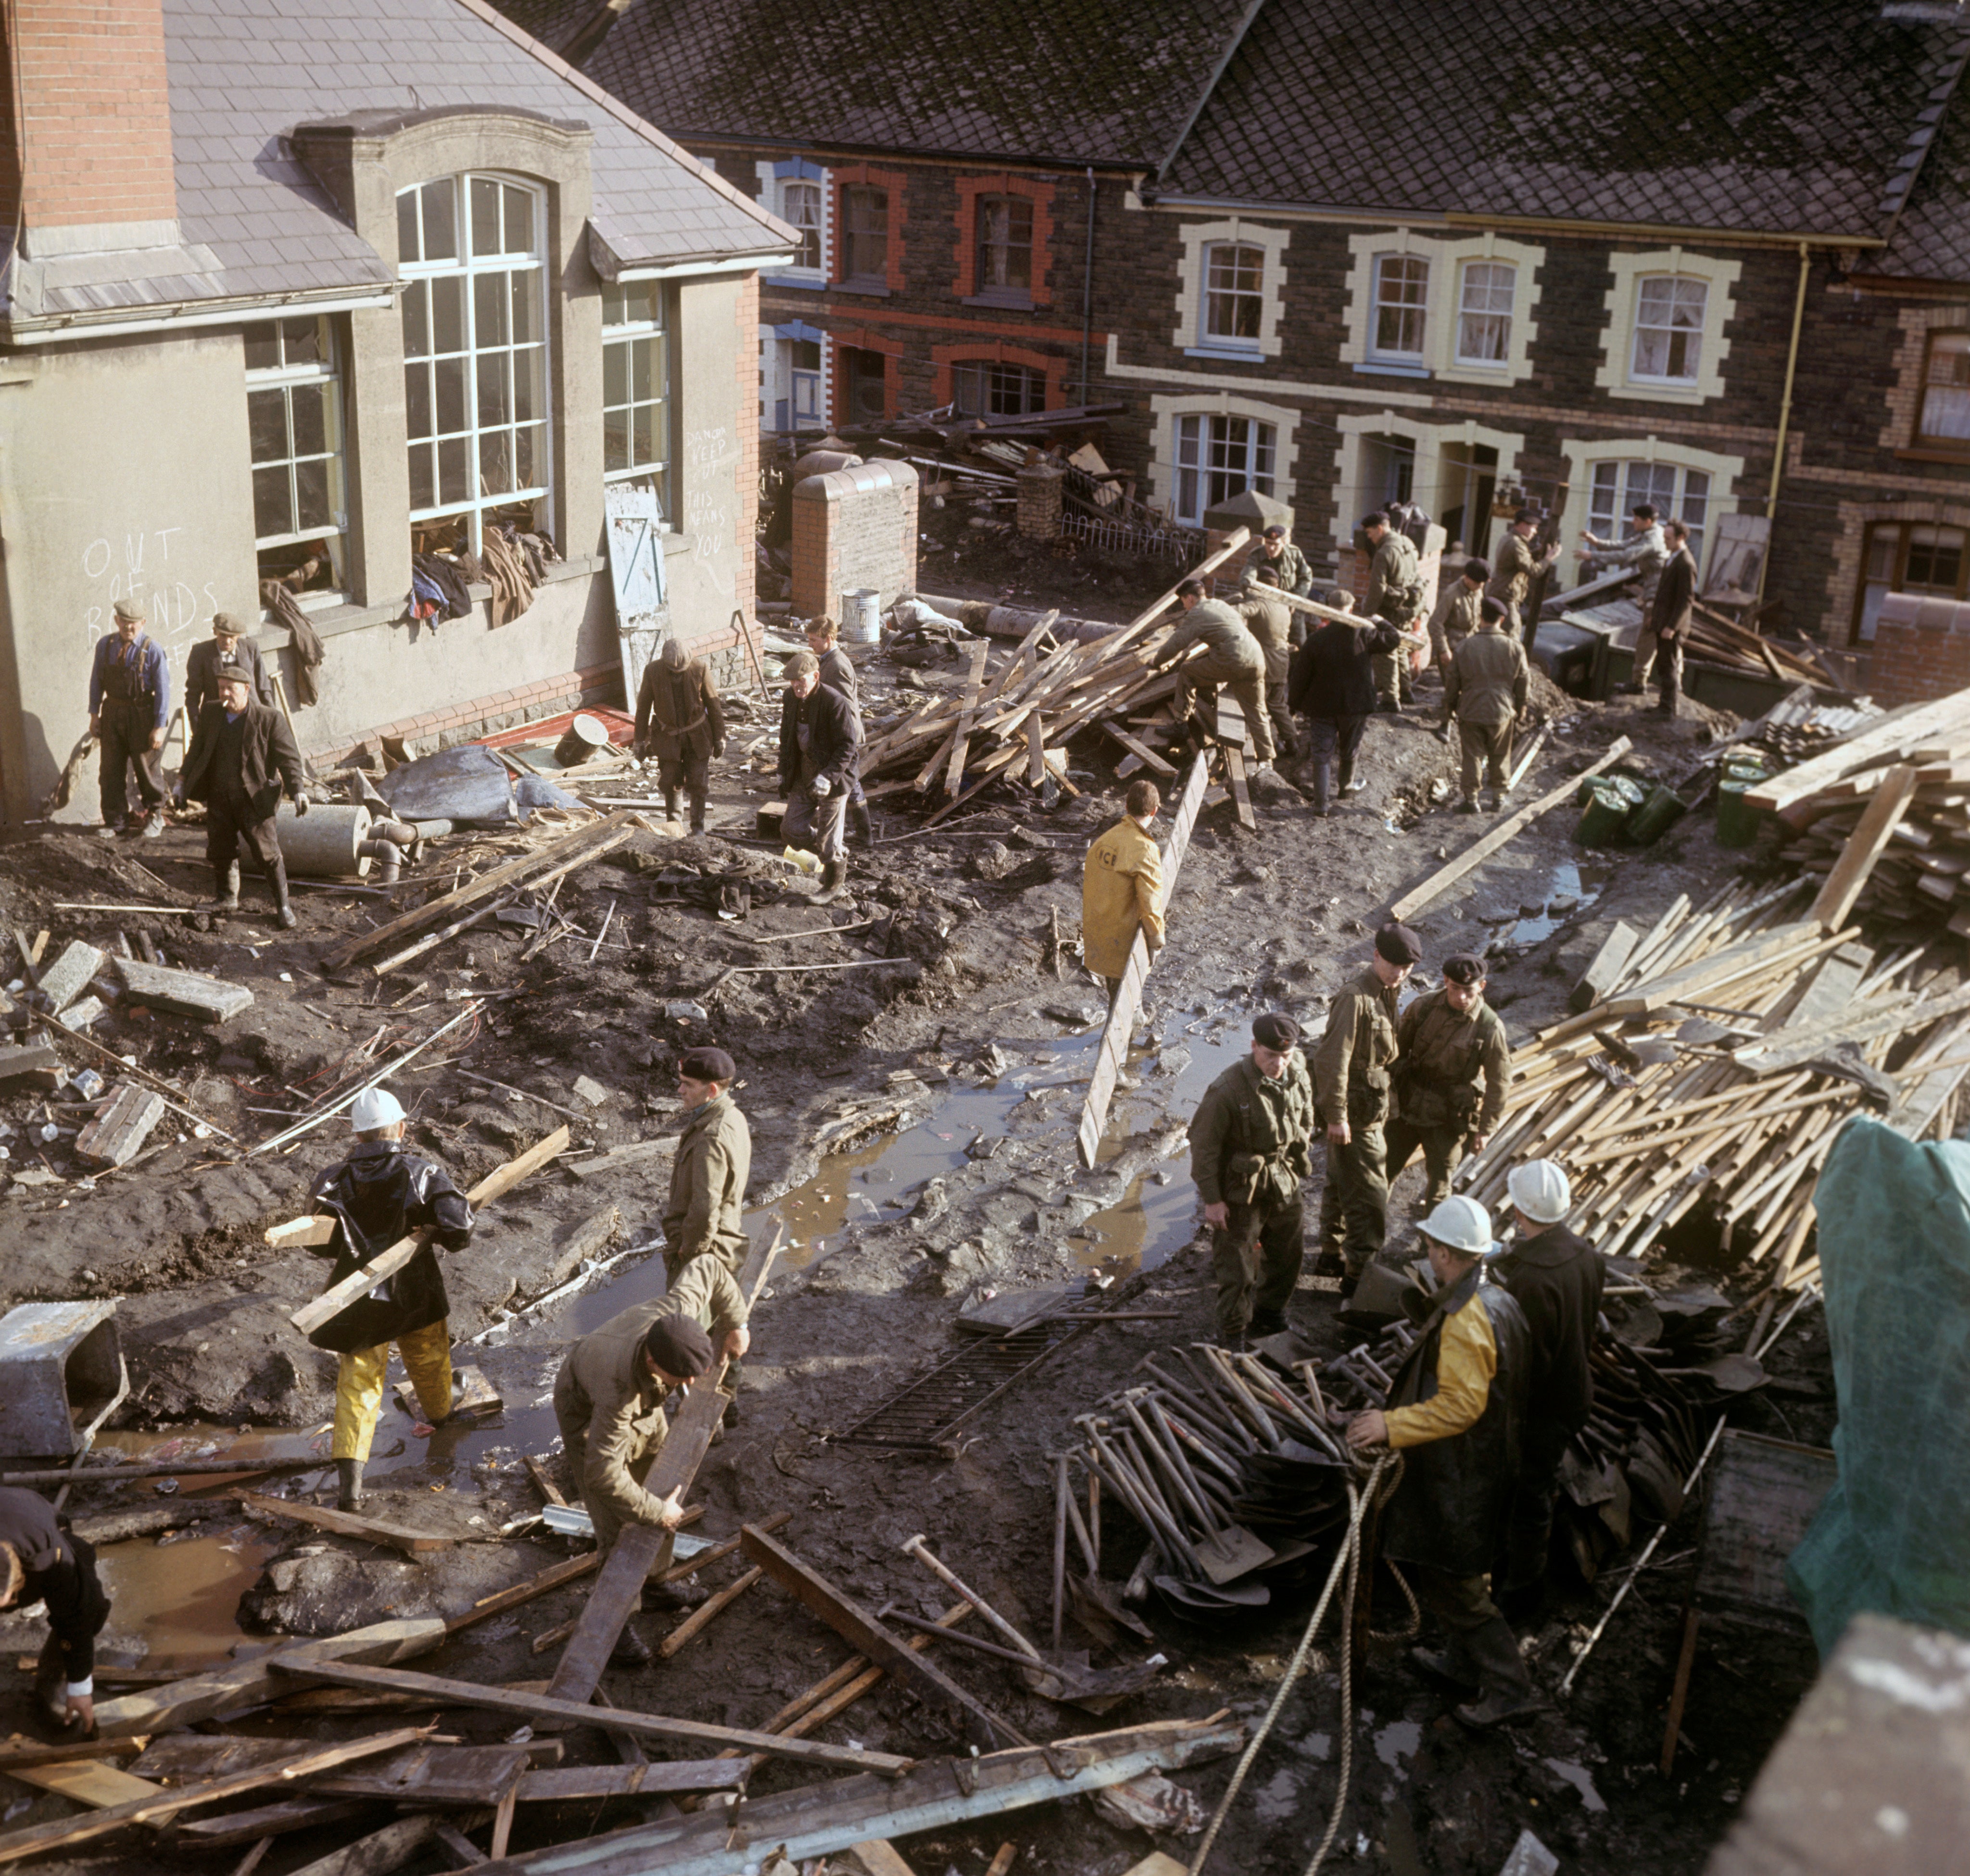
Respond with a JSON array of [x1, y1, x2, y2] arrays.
[[603, 340, 627, 409], [477, 353, 511, 428], [435, 356, 467, 433], [604, 409, 631, 473], [291, 382, 328, 458], [421, 180, 455, 261], [479, 429, 513, 496], [294, 456, 331, 532], [475, 272, 509, 348], [514, 347, 541, 423], [632, 404, 652, 467], [438, 435, 470, 504], [243, 322, 280, 373], [470, 177, 501, 257], [515, 424, 541, 489], [402, 281, 429, 359], [396, 190, 420, 265], [1374, 255, 1427, 356], [247, 387, 289, 465], [503, 183, 530, 256], [631, 335, 652, 402], [282, 317, 323, 366], [431, 276, 465, 354], [405, 362, 432, 440], [510, 273, 537, 345], [1920, 337, 1970, 441], [252, 464, 291, 540], [408, 441, 434, 510]]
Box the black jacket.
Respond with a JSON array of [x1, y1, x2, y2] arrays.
[[305, 1141, 473, 1352], [181, 699, 305, 822], [1288, 618, 1402, 721], [0, 1488, 109, 1686], [1493, 1223, 1604, 1437], [778, 682, 862, 793], [186, 637, 276, 717], [1651, 545, 1698, 643], [1380, 1271, 1528, 1578]]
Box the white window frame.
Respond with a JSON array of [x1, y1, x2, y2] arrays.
[[1173, 219, 1288, 360], [602, 281, 672, 524], [1369, 252, 1429, 365], [1597, 249, 1741, 406], [244, 316, 347, 554], [756, 160, 829, 287], [952, 359, 1046, 418], [1201, 240, 1266, 353], [1587, 459, 1712, 564], [397, 172, 552, 553], [1559, 436, 1745, 581], [1148, 391, 1300, 525], [1340, 231, 1542, 384], [1454, 260, 1516, 370]]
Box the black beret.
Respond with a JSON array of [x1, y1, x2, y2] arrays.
[[1360, 510, 1389, 530], [1480, 596, 1509, 622], [1515, 504, 1543, 524], [1375, 921, 1424, 966], [1442, 953, 1487, 985], [643, 1312, 715, 1379], [1262, 523, 1286, 538], [1463, 558, 1490, 583], [1253, 1013, 1300, 1049], [679, 1046, 735, 1083]]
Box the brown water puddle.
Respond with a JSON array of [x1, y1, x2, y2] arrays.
[[94, 1530, 277, 1667]]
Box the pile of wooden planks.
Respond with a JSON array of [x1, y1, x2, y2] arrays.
[[1682, 602, 1836, 687], [1465, 877, 1970, 1291]]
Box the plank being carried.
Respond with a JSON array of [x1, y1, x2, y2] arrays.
[[1809, 763, 1918, 930]]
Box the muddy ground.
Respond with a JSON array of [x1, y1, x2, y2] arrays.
[[0, 595, 1838, 1876]]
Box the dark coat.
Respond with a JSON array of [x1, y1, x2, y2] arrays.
[[0, 1488, 109, 1686], [1381, 1271, 1528, 1577], [1651, 544, 1698, 643], [778, 682, 862, 793], [305, 1141, 473, 1352], [180, 699, 304, 822], [186, 636, 275, 717], [1287, 617, 1402, 721], [635, 655, 725, 764], [1492, 1223, 1604, 1437]]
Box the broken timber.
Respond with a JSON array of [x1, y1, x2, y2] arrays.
[[515, 1760, 745, 1801], [236, 1488, 454, 1557], [468, 1718, 1244, 1876], [1077, 750, 1209, 1169], [262, 1660, 914, 1775], [289, 1125, 568, 1337], [1388, 737, 1632, 922]]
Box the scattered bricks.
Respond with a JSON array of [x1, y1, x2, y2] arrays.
[[0, 1044, 63, 1091], [1017, 464, 1065, 540], [35, 941, 105, 1015], [75, 1083, 168, 1169], [113, 957, 253, 1024]]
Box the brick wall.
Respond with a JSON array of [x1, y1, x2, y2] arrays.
[[1863, 591, 1970, 707], [790, 459, 920, 618], [0, 0, 177, 235]]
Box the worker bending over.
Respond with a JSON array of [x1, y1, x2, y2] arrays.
[[0, 1487, 112, 1735]]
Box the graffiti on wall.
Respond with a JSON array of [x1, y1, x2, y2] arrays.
[[79, 531, 220, 648], [683, 424, 737, 560]]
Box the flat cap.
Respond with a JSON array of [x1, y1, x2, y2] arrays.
[[1515, 504, 1543, 524], [679, 1045, 735, 1084], [1442, 953, 1487, 985], [1252, 1013, 1300, 1049], [642, 1311, 715, 1380], [214, 662, 254, 686], [1375, 921, 1424, 967], [112, 599, 144, 623], [211, 612, 246, 637], [785, 650, 819, 681]]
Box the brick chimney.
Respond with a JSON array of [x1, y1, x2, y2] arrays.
[[1, 0, 178, 255]]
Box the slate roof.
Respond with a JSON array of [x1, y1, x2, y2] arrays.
[[1163, 0, 1970, 240], [562, 0, 1255, 167], [1871, 32, 1970, 282], [3, 0, 791, 330]]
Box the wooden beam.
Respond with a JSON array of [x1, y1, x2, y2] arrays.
[[943, 639, 992, 798], [283, 1815, 439, 1876], [265, 1215, 336, 1249], [7, 1761, 159, 1809], [515, 1760, 745, 1801], [310, 1742, 530, 1805], [235, 1489, 452, 1557], [1568, 919, 1639, 1013], [1224, 746, 1256, 831], [657, 1566, 762, 1658], [290, 1125, 568, 1337], [262, 1660, 913, 1775], [1388, 737, 1632, 922], [1810, 763, 1918, 930], [1745, 687, 1970, 820], [1100, 722, 1177, 778], [173, 1800, 371, 1851], [739, 1525, 1024, 1750]]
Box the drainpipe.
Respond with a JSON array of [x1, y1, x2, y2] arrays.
[[1080, 166, 1097, 403], [1757, 241, 1812, 613]]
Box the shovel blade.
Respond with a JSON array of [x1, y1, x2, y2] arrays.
[[1192, 1522, 1276, 1584]]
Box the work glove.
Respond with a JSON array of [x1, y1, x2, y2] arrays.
[[713, 741, 726, 760], [812, 775, 831, 797], [292, 795, 310, 817], [171, 782, 187, 811]]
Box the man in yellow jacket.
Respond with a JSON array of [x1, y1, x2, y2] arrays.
[[1081, 779, 1166, 1007]]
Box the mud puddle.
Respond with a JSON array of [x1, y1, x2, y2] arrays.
[[1494, 859, 1613, 947]]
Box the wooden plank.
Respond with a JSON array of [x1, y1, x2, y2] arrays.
[[112, 955, 253, 1022], [74, 1082, 167, 1169], [944, 640, 991, 799], [852, 1843, 922, 1876], [265, 1215, 337, 1248], [174, 1800, 371, 1850], [515, 1761, 746, 1801], [1025, 712, 1047, 787], [262, 1660, 913, 1775], [8, 1761, 161, 1808], [1568, 920, 1639, 1014], [0, 1727, 431, 1864], [520, 1454, 568, 1509], [237, 1488, 452, 1556], [1746, 687, 1970, 818], [544, 1371, 731, 1708], [739, 1525, 1023, 1750], [1810, 763, 1918, 930], [1100, 721, 1177, 777], [310, 1742, 531, 1804], [131, 1737, 309, 1780], [1224, 746, 1256, 831], [290, 1125, 569, 1336], [1732, 980, 1970, 1075], [34, 941, 104, 1014], [285, 1815, 439, 1876], [658, 1566, 762, 1658], [1599, 921, 1831, 1019], [1389, 738, 1632, 922], [91, 1617, 447, 1739]]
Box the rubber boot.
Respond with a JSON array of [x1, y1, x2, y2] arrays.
[[1410, 1637, 1481, 1690], [813, 858, 848, 906], [208, 861, 240, 912], [336, 1456, 366, 1512], [689, 793, 706, 836], [1310, 761, 1330, 818], [269, 856, 298, 930], [722, 1359, 743, 1429], [664, 788, 681, 821], [849, 799, 873, 848], [609, 1622, 653, 1667], [1338, 756, 1364, 797], [1453, 1617, 1547, 1728]]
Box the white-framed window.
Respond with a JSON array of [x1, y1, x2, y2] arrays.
[[1855, 521, 1969, 643], [791, 340, 822, 424], [602, 281, 672, 522], [245, 315, 346, 593], [1203, 241, 1264, 351], [976, 195, 1034, 299], [953, 360, 1045, 417], [1589, 459, 1710, 562], [759, 160, 828, 284], [1631, 275, 1707, 384], [1917, 331, 1970, 450], [1455, 261, 1515, 366], [784, 180, 822, 271], [1371, 253, 1428, 362], [397, 173, 549, 551], [1598, 250, 1740, 404], [1174, 413, 1275, 525]]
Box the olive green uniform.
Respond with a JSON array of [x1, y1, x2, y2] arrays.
[[1427, 582, 1484, 668], [1366, 531, 1426, 705], [1443, 624, 1529, 803], [1313, 965, 1402, 1278], [1164, 599, 1274, 762], [1486, 530, 1541, 638], [1188, 1052, 1316, 1337], [1244, 540, 1313, 598], [1239, 591, 1301, 759], [1387, 988, 1513, 1210], [662, 1091, 751, 1291]]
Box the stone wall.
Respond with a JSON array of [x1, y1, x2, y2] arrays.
[[1865, 591, 1970, 707]]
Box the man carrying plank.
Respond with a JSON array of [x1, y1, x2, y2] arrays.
[[305, 1087, 473, 1511], [1156, 578, 1275, 768], [664, 1045, 752, 1424]]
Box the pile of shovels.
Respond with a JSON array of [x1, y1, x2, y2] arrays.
[[1068, 1344, 1358, 1619]]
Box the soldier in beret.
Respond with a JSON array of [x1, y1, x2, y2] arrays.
[[1388, 954, 1513, 1214], [176, 660, 308, 927], [662, 1045, 753, 1423]]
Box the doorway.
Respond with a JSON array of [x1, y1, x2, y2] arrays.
[[1436, 442, 1499, 556]]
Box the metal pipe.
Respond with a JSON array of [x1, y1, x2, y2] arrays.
[[1079, 166, 1097, 401], [1756, 240, 1814, 611]]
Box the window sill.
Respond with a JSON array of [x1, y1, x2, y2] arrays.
[[1612, 380, 1706, 405], [255, 553, 609, 647], [963, 293, 1037, 312], [833, 279, 893, 298], [765, 273, 829, 290], [1352, 360, 1431, 379], [1896, 445, 1970, 466], [1184, 345, 1267, 364]]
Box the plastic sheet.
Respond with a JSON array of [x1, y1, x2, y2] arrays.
[[374, 746, 578, 827], [1785, 1117, 1970, 1653]]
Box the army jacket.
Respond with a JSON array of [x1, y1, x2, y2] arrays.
[[1443, 626, 1529, 728], [662, 1091, 751, 1277], [1163, 598, 1265, 673], [1313, 965, 1402, 1125], [1366, 531, 1425, 625], [1239, 593, 1297, 680], [1244, 541, 1313, 597], [1487, 530, 1540, 610], [1427, 583, 1484, 665], [1393, 987, 1512, 1132], [1188, 1052, 1315, 1209]]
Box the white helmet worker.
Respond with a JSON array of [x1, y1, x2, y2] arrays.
[[1416, 1194, 1497, 1260], [350, 1087, 406, 1132], [1506, 1159, 1571, 1226]]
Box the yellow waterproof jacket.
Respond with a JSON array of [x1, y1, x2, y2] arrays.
[[1081, 816, 1165, 979]]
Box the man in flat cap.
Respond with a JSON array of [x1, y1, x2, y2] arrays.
[[1244, 523, 1313, 599], [1443, 598, 1530, 813], [553, 1291, 748, 1665], [1388, 954, 1513, 1216], [1187, 1015, 1316, 1346], [1313, 923, 1421, 1288], [176, 660, 308, 927], [186, 613, 275, 723], [88, 598, 171, 838], [663, 1046, 753, 1422], [1487, 506, 1558, 645], [779, 650, 863, 905]]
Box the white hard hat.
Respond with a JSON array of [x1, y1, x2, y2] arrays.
[[1506, 1159, 1571, 1225], [350, 1087, 405, 1131], [1417, 1194, 1497, 1259]]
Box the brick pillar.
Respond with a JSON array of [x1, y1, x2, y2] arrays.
[[1017, 465, 1064, 540], [790, 461, 920, 619], [1868, 592, 1970, 707]]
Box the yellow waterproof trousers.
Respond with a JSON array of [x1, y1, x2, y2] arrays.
[[332, 1318, 453, 1461]]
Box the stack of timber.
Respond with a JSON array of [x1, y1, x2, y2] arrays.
[[1681, 602, 1836, 687], [1465, 876, 1970, 1292]]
